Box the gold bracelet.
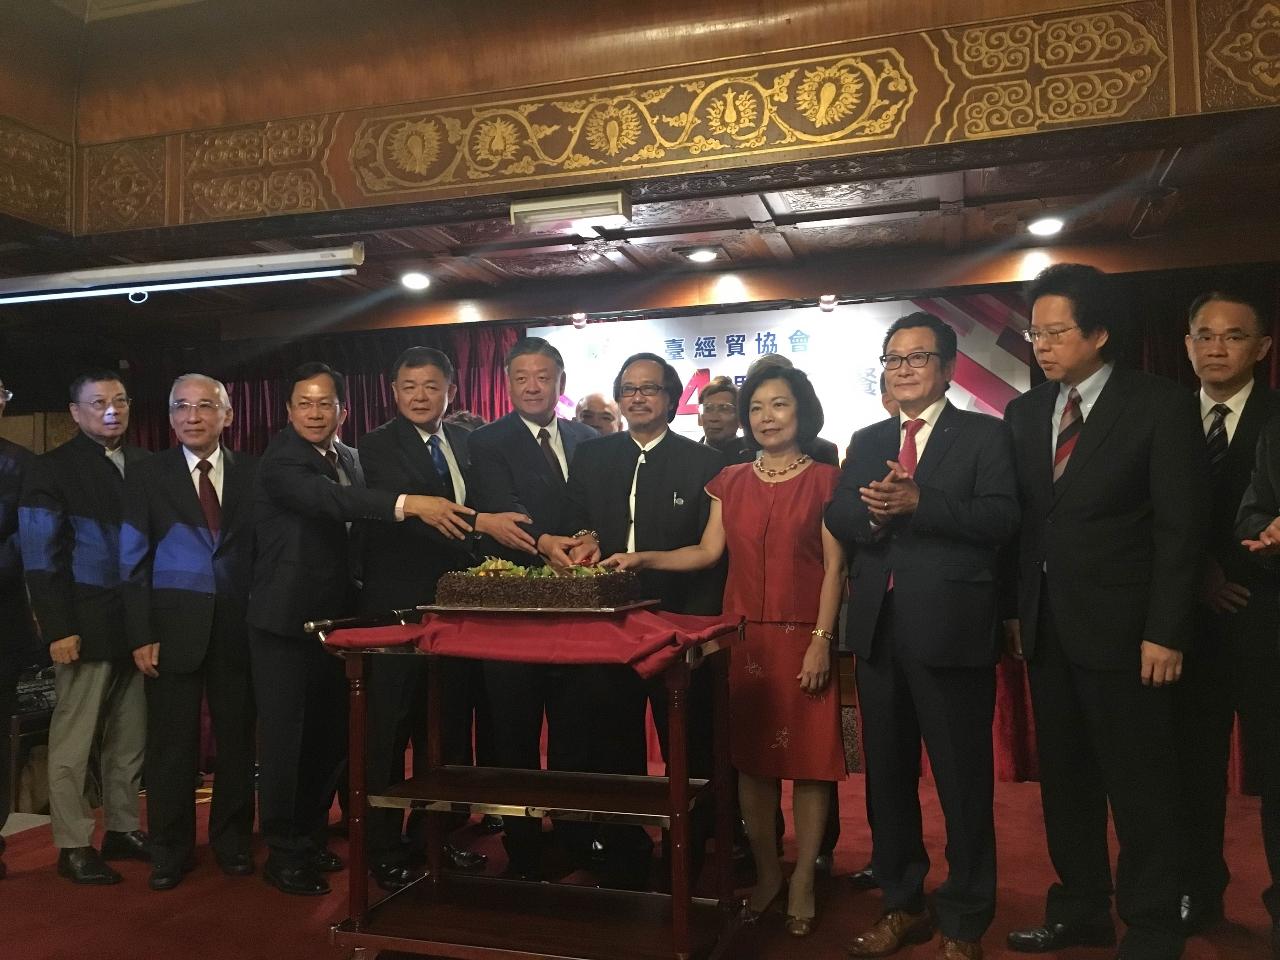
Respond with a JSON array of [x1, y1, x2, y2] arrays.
[[811, 628, 835, 641], [573, 528, 600, 542]]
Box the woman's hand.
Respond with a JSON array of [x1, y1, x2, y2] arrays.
[[797, 638, 831, 694], [602, 552, 644, 571]]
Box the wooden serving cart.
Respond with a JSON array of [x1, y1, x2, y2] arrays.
[[309, 603, 744, 960]]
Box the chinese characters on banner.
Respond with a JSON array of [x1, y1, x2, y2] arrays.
[[528, 294, 1031, 447]]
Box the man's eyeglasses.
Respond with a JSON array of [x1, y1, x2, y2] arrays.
[[169, 400, 225, 415], [292, 399, 340, 412], [0, 389, 11, 403], [701, 403, 736, 414], [74, 397, 130, 411], [1022, 325, 1080, 343], [880, 351, 941, 370], [1189, 332, 1255, 346], [620, 383, 665, 398]]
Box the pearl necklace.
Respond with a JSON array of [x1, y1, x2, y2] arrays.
[[754, 453, 810, 478]]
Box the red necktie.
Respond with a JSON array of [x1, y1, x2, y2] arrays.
[[1053, 388, 1082, 484], [899, 418, 924, 476], [196, 459, 221, 537]]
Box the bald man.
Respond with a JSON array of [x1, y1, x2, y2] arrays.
[[574, 393, 620, 434]]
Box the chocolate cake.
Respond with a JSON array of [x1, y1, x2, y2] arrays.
[[435, 560, 641, 609]]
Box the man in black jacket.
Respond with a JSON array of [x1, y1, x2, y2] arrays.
[[0, 375, 35, 881], [248, 362, 475, 896], [1175, 289, 1280, 935], [21, 372, 151, 885], [466, 337, 598, 879], [1004, 265, 1209, 960], [560, 351, 725, 888], [357, 346, 534, 889], [121, 374, 258, 891], [829, 313, 1019, 960]]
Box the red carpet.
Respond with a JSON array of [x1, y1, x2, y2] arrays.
[[1, 777, 1272, 960]]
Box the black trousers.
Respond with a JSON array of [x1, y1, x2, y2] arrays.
[[144, 613, 256, 871], [1029, 588, 1184, 960], [250, 627, 348, 867], [483, 661, 606, 871], [1173, 612, 1280, 923], [857, 596, 997, 942], [0, 655, 17, 833], [365, 654, 479, 865]]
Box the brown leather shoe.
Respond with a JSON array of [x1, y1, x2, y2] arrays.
[[847, 908, 935, 958], [938, 936, 983, 960]]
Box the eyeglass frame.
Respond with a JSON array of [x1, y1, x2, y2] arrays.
[[619, 383, 666, 398], [73, 396, 131, 412], [290, 398, 341, 412], [879, 351, 942, 370], [1187, 331, 1258, 346], [701, 402, 737, 414], [169, 399, 227, 415], [1022, 325, 1081, 343]]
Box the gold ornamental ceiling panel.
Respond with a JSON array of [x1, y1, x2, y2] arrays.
[[51, 0, 206, 22]]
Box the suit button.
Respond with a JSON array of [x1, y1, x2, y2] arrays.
[[1045, 518, 1053, 526]]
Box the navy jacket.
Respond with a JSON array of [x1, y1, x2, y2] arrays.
[[20, 432, 151, 661], [121, 445, 257, 673]]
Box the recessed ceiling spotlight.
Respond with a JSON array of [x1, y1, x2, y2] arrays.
[[400, 271, 431, 291], [1027, 216, 1064, 237], [683, 248, 719, 264], [818, 294, 837, 312]]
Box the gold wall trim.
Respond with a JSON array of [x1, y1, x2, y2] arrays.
[[0, 115, 71, 232]]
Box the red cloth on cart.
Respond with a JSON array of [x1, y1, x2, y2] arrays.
[[323, 609, 741, 680]]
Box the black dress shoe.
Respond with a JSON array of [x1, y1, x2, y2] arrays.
[[443, 841, 486, 871], [814, 852, 834, 877], [1007, 921, 1116, 953], [101, 830, 151, 862], [1179, 893, 1224, 933], [311, 848, 343, 873], [263, 860, 329, 896], [848, 863, 879, 891], [57, 847, 122, 885], [214, 851, 255, 877], [480, 814, 504, 834], [371, 861, 420, 891], [1269, 920, 1278, 960], [148, 856, 195, 892]]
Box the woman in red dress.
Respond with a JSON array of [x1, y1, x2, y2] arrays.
[[606, 365, 846, 936]]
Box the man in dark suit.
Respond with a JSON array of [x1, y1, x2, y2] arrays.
[[21, 372, 151, 885], [0, 375, 35, 881], [828, 312, 1019, 960], [1003, 264, 1209, 960], [248, 361, 476, 896], [699, 376, 750, 461], [357, 346, 535, 889], [121, 374, 258, 891], [466, 337, 598, 879], [560, 352, 725, 888], [1176, 289, 1280, 935]]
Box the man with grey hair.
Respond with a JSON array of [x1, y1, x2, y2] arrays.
[[574, 392, 620, 434], [121, 373, 258, 890]]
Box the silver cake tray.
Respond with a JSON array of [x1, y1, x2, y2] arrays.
[[417, 599, 660, 615]]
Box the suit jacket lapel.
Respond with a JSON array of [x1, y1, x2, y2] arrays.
[[219, 446, 242, 540], [394, 417, 436, 489], [1023, 385, 1056, 504], [1226, 382, 1267, 475], [444, 422, 471, 475], [336, 441, 363, 487], [912, 402, 959, 486], [1052, 369, 1127, 503]]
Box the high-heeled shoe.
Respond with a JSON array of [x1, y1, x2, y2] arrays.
[[785, 912, 818, 937], [739, 881, 787, 923]]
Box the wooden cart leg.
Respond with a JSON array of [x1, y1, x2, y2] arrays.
[[666, 662, 691, 959], [711, 646, 734, 907], [345, 652, 369, 926], [425, 653, 444, 882]]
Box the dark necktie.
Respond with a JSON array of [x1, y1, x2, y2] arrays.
[[195, 459, 221, 537], [537, 428, 564, 481], [1053, 388, 1082, 484], [1205, 403, 1230, 473], [427, 434, 456, 501]]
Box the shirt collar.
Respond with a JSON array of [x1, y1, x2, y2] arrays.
[[412, 421, 445, 443], [900, 396, 947, 430], [1199, 378, 1254, 420], [519, 414, 558, 441], [182, 445, 222, 472], [1060, 362, 1113, 410], [631, 429, 668, 454]]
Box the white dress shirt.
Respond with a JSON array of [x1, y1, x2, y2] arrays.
[[627, 431, 668, 552], [104, 444, 126, 477], [899, 396, 948, 465], [181, 444, 224, 502], [1051, 363, 1113, 454], [413, 423, 467, 504], [1198, 379, 1254, 445], [520, 414, 568, 478]]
